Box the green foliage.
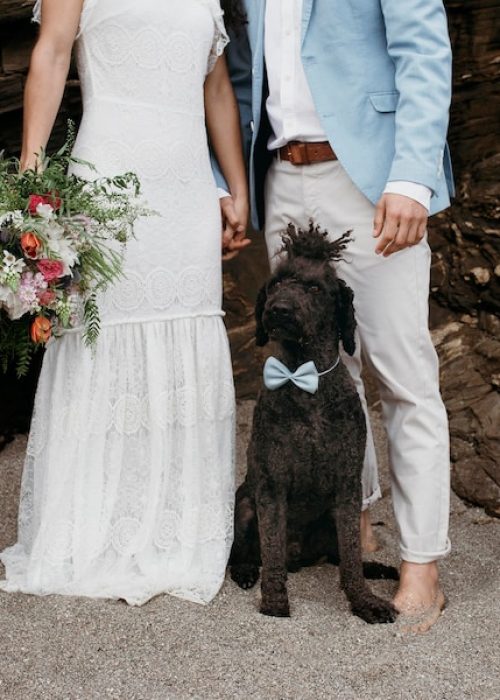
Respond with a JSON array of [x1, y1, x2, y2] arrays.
[[0, 312, 35, 379], [0, 121, 152, 377], [83, 293, 100, 349]]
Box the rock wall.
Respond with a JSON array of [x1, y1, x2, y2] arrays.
[[430, 0, 500, 515], [0, 1, 499, 513]]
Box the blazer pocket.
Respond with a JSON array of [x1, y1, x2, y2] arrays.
[[368, 91, 399, 112]]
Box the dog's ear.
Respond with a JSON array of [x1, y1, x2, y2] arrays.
[[335, 278, 357, 356], [255, 284, 269, 346]]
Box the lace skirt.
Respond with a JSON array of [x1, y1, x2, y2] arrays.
[[0, 316, 235, 605]]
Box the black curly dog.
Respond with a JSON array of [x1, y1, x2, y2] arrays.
[[230, 224, 398, 624]]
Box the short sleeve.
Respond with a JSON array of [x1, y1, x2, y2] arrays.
[[32, 0, 96, 38], [202, 0, 230, 74]]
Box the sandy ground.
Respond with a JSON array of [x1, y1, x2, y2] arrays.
[[0, 400, 499, 700]]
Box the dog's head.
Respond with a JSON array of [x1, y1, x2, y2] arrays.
[[255, 224, 356, 355]]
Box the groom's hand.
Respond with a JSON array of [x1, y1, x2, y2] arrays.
[[220, 195, 251, 261], [373, 194, 428, 257]]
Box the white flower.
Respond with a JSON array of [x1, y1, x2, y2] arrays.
[[0, 284, 24, 320], [44, 222, 79, 275], [0, 210, 24, 229], [36, 203, 54, 219], [1, 250, 26, 275], [11, 210, 24, 228]]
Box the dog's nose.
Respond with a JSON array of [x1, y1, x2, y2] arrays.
[[270, 303, 293, 319]]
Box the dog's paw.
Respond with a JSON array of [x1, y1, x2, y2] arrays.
[[260, 595, 291, 618], [351, 594, 398, 625], [230, 564, 260, 590]]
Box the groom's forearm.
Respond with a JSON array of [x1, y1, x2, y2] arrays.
[[381, 0, 452, 193]]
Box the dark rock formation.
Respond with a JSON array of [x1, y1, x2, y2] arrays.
[[430, 1, 500, 320], [427, 1, 500, 515], [433, 318, 500, 517]]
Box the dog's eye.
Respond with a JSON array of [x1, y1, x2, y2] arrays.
[[308, 284, 320, 293]]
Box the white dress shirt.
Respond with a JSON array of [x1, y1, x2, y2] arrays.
[[221, 0, 431, 212], [264, 0, 326, 150]]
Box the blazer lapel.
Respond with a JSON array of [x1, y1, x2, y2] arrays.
[[301, 0, 314, 44], [245, 0, 266, 62]]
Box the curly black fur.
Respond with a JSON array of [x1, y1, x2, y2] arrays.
[[230, 225, 398, 624], [279, 222, 352, 263]]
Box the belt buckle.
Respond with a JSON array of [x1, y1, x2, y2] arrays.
[[288, 142, 309, 166]]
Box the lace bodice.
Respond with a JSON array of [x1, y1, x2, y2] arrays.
[[34, 0, 230, 327], [33, 0, 228, 79]]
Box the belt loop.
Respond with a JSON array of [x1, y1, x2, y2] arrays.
[[298, 143, 310, 166]]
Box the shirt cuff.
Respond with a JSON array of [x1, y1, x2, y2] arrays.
[[218, 188, 231, 199], [384, 181, 432, 213]]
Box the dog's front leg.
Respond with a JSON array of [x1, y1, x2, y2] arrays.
[[257, 492, 290, 617], [334, 503, 397, 624], [230, 486, 261, 590]]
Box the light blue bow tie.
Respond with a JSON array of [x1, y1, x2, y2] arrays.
[[263, 356, 340, 395]]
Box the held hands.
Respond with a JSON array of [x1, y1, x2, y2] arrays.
[[220, 195, 251, 261], [373, 194, 428, 257]]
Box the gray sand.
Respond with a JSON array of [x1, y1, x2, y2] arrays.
[[0, 401, 499, 700]]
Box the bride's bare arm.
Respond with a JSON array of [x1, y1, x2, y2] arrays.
[[20, 0, 84, 171], [205, 55, 249, 244]]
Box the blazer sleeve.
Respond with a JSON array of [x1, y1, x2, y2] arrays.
[[380, 0, 452, 194], [211, 27, 254, 192]]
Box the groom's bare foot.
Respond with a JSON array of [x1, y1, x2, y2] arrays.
[[394, 561, 446, 634], [360, 509, 380, 554]]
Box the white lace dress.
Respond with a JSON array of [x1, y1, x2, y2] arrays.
[[0, 0, 235, 605]]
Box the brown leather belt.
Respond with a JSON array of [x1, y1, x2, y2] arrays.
[[277, 141, 337, 166]]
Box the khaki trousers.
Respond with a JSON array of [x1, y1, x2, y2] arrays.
[[264, 157, 451, 563]]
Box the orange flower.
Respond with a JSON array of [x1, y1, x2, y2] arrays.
[[20, 232, 42, 260], [30, 316, 52, 344]]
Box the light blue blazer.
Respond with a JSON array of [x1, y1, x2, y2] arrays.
[[214, 0, 455, 230]]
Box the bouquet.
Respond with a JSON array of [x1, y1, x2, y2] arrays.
[[0, 123, 151, 377]]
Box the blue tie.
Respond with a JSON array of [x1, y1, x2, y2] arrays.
[[263, 357, 320, 395]]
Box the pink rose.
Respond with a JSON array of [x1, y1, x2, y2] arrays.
[[38, 289, 56, 306], [37, 259, 65, 282]]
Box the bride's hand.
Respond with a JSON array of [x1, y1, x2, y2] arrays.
[[19, 153, 43, 173], [220, 195, 251, 261], [222, 227, 252, 261]]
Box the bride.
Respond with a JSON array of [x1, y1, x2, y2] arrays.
[[0, 0, 249, 605]]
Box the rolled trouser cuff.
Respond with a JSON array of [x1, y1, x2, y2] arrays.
[[362, 486, 382, 511], [400, 538, 452, 564]]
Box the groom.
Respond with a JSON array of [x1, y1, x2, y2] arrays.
[[216, 0, 454, 631]]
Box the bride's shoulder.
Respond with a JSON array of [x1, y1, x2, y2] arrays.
[[32, 0, 97, 36], [196, 0, 230, 72], [196, 0, 226, 27]]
